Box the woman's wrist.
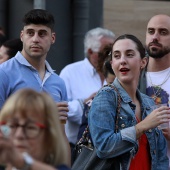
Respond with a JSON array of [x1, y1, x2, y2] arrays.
[[135, 124, 146, 139]]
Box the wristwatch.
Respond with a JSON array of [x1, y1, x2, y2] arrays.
[[21, 152, 34, 170]]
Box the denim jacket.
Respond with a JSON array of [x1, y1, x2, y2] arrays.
[[88, 78, 168, 170]]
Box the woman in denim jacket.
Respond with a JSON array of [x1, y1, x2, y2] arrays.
[[88, 34, 169, 170]]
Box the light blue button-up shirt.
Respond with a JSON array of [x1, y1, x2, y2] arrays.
[[0, 52, 67, 109]]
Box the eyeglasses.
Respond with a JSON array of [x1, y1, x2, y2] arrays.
[[0, 121, 46, 139]]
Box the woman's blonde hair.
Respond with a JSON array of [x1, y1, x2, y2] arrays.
[[0, 88, 68, 166]]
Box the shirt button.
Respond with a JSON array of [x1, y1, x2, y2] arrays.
[[121, 124, 125, 128]]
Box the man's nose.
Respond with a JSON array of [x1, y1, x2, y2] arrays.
[[32, 33, 40, 42], [152, 32, 159, 42]]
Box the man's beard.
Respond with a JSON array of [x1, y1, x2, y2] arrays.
[[96, 44, 112, 73], [146, 43, 170, 59], [96, 57, 105, 73]]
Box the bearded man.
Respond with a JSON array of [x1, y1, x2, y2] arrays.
[[138, 14, 170, 169]]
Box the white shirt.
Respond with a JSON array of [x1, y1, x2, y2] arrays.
[[146, 67, 170, 106], [60, 58, 106, 144]]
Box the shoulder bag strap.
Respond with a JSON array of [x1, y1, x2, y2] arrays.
[[78, 84, 121, 145], [107, 84, 121, 133]]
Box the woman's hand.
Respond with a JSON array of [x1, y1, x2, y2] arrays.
[[0, 131, 24, 168], [144, 105, 170, 128], [135, 105, 170, 138]]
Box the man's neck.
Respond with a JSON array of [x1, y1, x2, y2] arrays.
[[147, 55, 170, 72], [31, 60, 46, 81], [21, 51, 46, 80]]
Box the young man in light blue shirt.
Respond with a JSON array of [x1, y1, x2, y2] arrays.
[[0, 9, 68, 122]]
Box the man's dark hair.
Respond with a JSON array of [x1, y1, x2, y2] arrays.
[[22, 9, 55, 31], [3, 38, 23, 59], [0, 34, 6, 46], [103, 60, 115, 78]]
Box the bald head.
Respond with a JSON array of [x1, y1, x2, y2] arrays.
[[147, 14, 170, 28], [146, 14, 170, 59]]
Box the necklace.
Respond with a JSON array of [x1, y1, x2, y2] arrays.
[[151, 86, 161, 101], [148, 69, 170, 101], [148, 69, 170, 87]]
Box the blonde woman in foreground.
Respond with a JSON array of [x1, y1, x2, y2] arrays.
[[0, 89, 70, 170]]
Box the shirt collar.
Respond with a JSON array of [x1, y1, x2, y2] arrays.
[[15, 51, 54, 74], [84, 57, 97, 76], [113, 78, 150, 109]]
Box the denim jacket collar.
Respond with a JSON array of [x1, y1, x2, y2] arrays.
[[112, 78, 151, 110]]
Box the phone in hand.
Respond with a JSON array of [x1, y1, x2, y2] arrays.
[[0, 125, 11, 137]]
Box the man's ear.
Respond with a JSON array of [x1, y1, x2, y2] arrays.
[[20, 30, 23, 42], [87, 48, 93, 56], [51, 32, 56, 44]]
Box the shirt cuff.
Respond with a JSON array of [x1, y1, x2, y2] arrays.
[[120, 126, 137, 142], [77, 99, 84, 110]]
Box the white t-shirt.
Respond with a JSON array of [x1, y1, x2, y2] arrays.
[[146, 67, 170, 106], [146, 67, 170, 167]]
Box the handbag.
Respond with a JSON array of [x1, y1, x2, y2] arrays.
[[72, 84, 121, 170]]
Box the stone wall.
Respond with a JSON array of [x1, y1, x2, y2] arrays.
[[103, 0, 170, 44]]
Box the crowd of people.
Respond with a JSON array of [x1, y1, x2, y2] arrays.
[[0, 9, 70, 170], [0, 8, 169, 170]]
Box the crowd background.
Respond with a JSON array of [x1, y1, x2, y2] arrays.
[[0, 0, 169, 73], [0, 0, 170, 169]]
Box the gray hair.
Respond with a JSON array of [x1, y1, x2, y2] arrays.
[[84, 27, 115, 57]]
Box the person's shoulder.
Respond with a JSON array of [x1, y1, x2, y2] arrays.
[[100, 84, 112, 91], [52, 72, 66, 83], [96, 84, 117, 99], [100, 84, 118, 93], [61, 60, 85, 71], [0, 57, 15, 66], [0, 57, 17, 72]]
